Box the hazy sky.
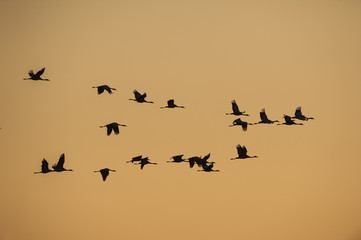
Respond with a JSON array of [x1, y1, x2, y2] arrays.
[[1, 0, 361, 239]]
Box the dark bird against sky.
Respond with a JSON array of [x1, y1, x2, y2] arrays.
[[92, 85, 116, 95], [94, 168, 116, 181], [24, 68, 49, 81], [129, 90, 154, 103], [100, 122, 127, 135]]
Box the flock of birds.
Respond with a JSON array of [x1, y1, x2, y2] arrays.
[[25, 68, 314, 181]]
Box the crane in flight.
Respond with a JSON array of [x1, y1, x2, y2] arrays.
[[100, 122, 127, 135], [92, 85, 116, 95], [34, 159, 53, 174], [129, 90, 154, 103], [277, 115, 303, 126], [136, 157, 157, 170], [24, 68, 49, 81], [226, 100, 249, 116], [161, 99, 185, 109], [229, 118, 252, 131], [94, 168, 116, 181], [292, 107, 314, 121], [253, 108, 279, 124], [231, 145, 258, 160], [126, 155, 143, 163], [187, 153, 211, 168], [52, 154, 73, 172], [198, 162, 219, 172], [167, 154, 187, 163]]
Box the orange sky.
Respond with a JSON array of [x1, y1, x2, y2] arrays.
[[1, 1, 361, 239]]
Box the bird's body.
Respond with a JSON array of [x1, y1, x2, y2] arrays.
[[278, 115, 303, 126], [127, 155, 143, 163], [24, 68, 49, 81], [254, 108, 279, 124], [292, 107, 314, 121], [100, 122, 127, 135], [198, 162, 219, 172], [229, 118, 252, 131], [34, 159, 53, 174], [188, 153, 211, 168], [231, 145, 258, 160], [136, 157, 157, 170], [129, 90, 154, 103], [167, 154, 187, 163], [94, 168, 116, 181], [92, 85, 116, 95], [226, 100, 249, 116], [161, 99, 185, 109], [52, 154, 73, 172]]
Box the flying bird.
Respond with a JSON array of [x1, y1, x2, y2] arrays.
[[34, 159, 53, 174], [292, 107, 314, 121], [136, 157, 157, 170], [94, 168, 116, 181], [129, 90, 154, 103], [198, 162, 219, 172], [24, 68, 49, 81], [161, 99, 185, 109], [167, 154, 187, 163], [126, 155, 143, 163], [277, 115, 303, 125], [92, 85, 116, 95], [100, 122, 127, 135], [188, 153, 211, 168], [52, 154, 73, 172], [229, 118, 252, 131], [231, 145, 258, 160], [226, 100, 249, 116], [254, 108, 279, 124]]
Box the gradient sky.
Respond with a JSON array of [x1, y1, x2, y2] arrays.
[[1, 0, 361, 239]]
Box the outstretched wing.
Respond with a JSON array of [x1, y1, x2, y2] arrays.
[[133, 90, 142, 99], [202, 153, 211, 162], [56, 153, 65, 168], [231, 100, 240, 114], [34, 68, 45, 78], [41, 159, 50, 172], [284, 115, 292, 123], [241, 122, 248, 131], [233, 118, 241, 125], [28, 70, 35, 77], [236, 144, 243, 157], [295, 107, 302, 117], [98, 87, 105, 94], [260, 108, 269, 122], [113, 125, 120, 135], [107, 126, 113, 135]]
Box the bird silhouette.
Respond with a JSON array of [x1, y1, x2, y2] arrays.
[[34, 159, 53, 174], [52, 154, 73, 172], [226, 100, 249, 116], [167, 154, 187, 163], [126, 155, 143, 163], [24, 68, 49, 81], [253, 108, 279, 124], [277, 115, 303, 125], [198, 162, 219, 172], [292, 107, 314, 121], [129, 90, 154, 103], [188, 153, 211, 168], [136, 157, 157, 170], [160, 99, 185, 109], [94, 168, 116, 181], [100, 122, 127, 135], [231, 144, 258, 160], [92, 85, 116, 95], [229, 118, 252, 131]]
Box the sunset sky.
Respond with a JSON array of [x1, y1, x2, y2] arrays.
[[1, 0, 361, 239]]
